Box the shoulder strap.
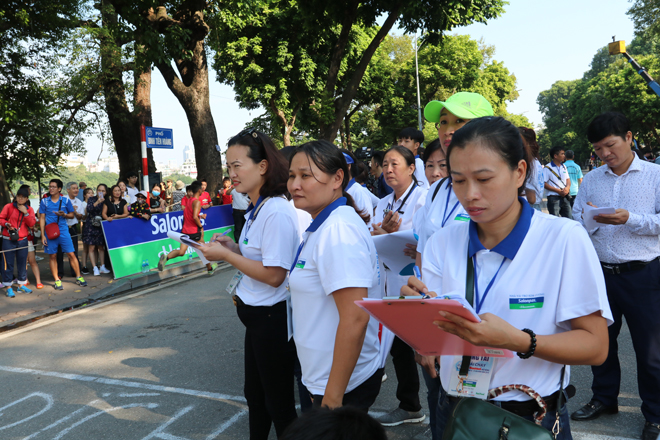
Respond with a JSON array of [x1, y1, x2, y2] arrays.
[[431, 177, 450, 202], [459, 254, 476, 377], [544, 165, 566, 189]]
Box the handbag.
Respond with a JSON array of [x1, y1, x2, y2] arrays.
[[441, 254, 565, 440], [44, 199, 62, 240]]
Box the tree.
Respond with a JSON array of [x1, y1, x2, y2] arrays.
[[628, 0, 660, 40]]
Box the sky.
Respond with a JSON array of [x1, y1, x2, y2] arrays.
[[82, 0, 637, 166]]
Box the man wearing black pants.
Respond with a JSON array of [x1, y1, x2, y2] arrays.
[[571, 112, 660, 440], [543, 146, 572, 219]]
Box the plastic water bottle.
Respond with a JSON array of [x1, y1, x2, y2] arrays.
[[140, 260, 145, 274], [144, 259, 149, 272], [188, 252, 193, 262]]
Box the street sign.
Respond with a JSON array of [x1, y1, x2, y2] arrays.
[[145, 126, 174, 149]]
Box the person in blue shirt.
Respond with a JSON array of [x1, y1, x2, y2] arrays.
[[39, 179, 87, 291], [370, 151, 393, 198], [564, 150, 583, 208]]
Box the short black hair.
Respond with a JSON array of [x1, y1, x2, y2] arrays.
[[127, 171, 138, 178], [565, 150, 575, 159], [50, 179, 63, 190], [190, 180, 202, 195], [280, 407, 387, 440], [587, 112, 631, 144], [549, 146, 564, 159], [399, 127, 424, 144], [422, 139, 443, 163], [201, 179, 207, 183], [372, 150, 385, 167]]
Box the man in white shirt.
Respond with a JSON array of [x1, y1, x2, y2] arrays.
[[126, 172, 139, 204], [543, 146, 572, 218], [229, 187, 250, 243], [58, 182, 86, 278], [398, 127, 429, 189], [571, 112, 660, 440]]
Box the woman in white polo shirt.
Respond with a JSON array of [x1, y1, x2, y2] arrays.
[[200, 129, 299, 439], [341, 148, 374, 223], [287, 140, 383, 411], [404, 117, 612, 439]]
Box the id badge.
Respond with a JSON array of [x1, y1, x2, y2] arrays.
[[447, 356, 494, 400], [225, 270, 244, 295]]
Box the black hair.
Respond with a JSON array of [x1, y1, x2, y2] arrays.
[[355, 161, 369, 184], [228, 129, 288, 198], [290, 140, 370, 224], [280, 407, 387, 440], [222, 176, 231, 182], [339, 148, 359, 180], [127, 171, 138, 178], [384, 145, 419, 187], [107, 185, 123, 203], [201, 179, 207, 183], [16, 187, 30, 198], [50, 179, 63, 190], [398, 127, 424, 144], [447, 116, 531, 194], [587, 112, 631, 144], [190, 181, 202, 195], [549, 146, 564, 160], [186, 185, 192, 193], [518, 127, 540, 160], [371, 150, 385, 167], [565, 150, 575, 159], [422, 139, 444, 163]]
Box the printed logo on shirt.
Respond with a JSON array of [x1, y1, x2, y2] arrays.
[[509, 295, 544, 310], [295, 260, 306, 269], [454, 214, 470, 222], [243, 238, 248, 245]]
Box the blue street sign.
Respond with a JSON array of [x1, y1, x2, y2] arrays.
[[145, 126, 174, 149]]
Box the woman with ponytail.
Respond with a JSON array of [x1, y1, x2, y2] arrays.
[[287, 140, 383, 411], [370, 145, 428, 427]]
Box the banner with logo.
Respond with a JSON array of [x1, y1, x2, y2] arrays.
[[102, 205, 234, 279]]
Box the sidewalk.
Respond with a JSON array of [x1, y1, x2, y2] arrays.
[[0, 241, 225, 329]]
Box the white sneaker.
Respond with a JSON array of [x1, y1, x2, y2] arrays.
[[99, 265, 111, 274], [93, 266, 100, 276]]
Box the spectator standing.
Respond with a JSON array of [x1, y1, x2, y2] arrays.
[[398, 127, 430, 189], [170, 180, 186, 212], [17, 185, 43, 288], [229, 186, 249, 243], [564, 150, 584, 208], [148, 184, 166, 214], [39, 179, 87, 290], [519, 127, 544, 210], [544, 146, 572, 218], [117, 180, 131, 204], [341, 149, 374, 223], [571, 112, 660, 440], [83, 184, 111, 276], [126, 172, 139, 203], [58, 182, 85, 278], [0, 187, 36, 297], [102, 185, 130, 223], [165, 179, 173, 207], [370, 151, 393, 198], [199, 179, 212, 209], [220, 177, 233, 205], [80, 188, 93, 274], [76, 182, 87, 202]]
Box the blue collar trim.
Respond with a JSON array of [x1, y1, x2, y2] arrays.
[[415, 155, 420, 159], [346, 178, 356, 191], [468, 197, 534, 259], [246, 195, 263, 214], [307, 197, 346, 232]]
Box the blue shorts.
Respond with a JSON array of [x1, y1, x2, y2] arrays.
[[44, 231, 75, 254]]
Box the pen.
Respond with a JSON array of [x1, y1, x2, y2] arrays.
[[213, 230, 231, 243], [413, 265, 430, 299]]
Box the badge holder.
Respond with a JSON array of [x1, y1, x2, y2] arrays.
[[226, 271, 244, 306]]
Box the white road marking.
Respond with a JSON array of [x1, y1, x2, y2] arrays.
[[140, 406, 194, 440], [205, 410, 248, 439], [51, 403, 159, 440], [22, 401, 100, 440], [0, 392, 53, 431], [0, 366, 246, 404], [119, 393, 162, 398]]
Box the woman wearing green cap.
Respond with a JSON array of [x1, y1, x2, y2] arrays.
[[411, 91, 494, 440]]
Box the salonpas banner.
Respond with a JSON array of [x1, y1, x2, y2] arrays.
[[102, 205, 234, 279]]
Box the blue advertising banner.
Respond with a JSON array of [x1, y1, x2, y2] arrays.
[[102, 205, 234, 278], [145, 126, 174, 149]]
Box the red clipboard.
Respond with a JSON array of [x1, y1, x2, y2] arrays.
[[355, 299, 513, 358]]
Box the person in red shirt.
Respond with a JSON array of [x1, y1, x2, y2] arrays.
[[199, 179, 212, 209], [157, 181, 216, 275], [0, 187, 37, 297], [220, 177, 233, 205]]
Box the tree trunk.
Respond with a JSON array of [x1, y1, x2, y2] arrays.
[[157, 40, 223, 193], [339, 124, 346, 149], [345, 114, 352, 150], [0, 159, 11, 206]]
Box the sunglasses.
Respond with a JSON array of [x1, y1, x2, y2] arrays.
[[217, 128, 263, 154]]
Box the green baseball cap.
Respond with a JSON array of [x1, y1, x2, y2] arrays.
[[424, 92, 494, 123]]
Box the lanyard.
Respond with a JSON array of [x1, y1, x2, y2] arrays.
[[244, 196, 269, 239], [289, 197, 347, 273], [386, 184, 416, 214], [441, 181, 460, 227], [472, 254, 507, 314], [346, 178, 356, 191]]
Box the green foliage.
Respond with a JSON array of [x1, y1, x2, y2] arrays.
[[163, 174, 194, 185], [11, 166, 120, 196]]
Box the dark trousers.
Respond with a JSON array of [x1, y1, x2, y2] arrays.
[[390, 336, 422, 412], [436, 393, 573, 440], [232, 209, 246, 243], [421, 366, 443, 440], [57, 225, 79, 277], [547, 195, 573, 219], [236, 300, 297, 439], [591, 259, 660, 423], [566, 195, 576, 208], [312, 368, 384, 412], [2, 238, 28, 286]]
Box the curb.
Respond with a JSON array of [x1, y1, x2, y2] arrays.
[[0, 261, 232, 331]]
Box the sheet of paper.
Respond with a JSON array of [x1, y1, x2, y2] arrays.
[[583, 205, 616, 230], [166, 231, 211, 264], [372, 229, 417, 277]]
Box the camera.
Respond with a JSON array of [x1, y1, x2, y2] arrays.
[[354, 146, 374, 161]]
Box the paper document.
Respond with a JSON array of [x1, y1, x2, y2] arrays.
[[166, 231, 212, 264], [372, 229, 417, 276], [583, 205, 616, 230]]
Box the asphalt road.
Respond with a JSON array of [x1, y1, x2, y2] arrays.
[[0, 268, 645, 440]]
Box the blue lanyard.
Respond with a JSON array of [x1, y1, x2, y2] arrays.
[[473, 255, 507, 314], [346, 178, 356, 191], [244, 195, 265, 239], [441, 181, 460, 227], [289, 197, 347, 273]]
